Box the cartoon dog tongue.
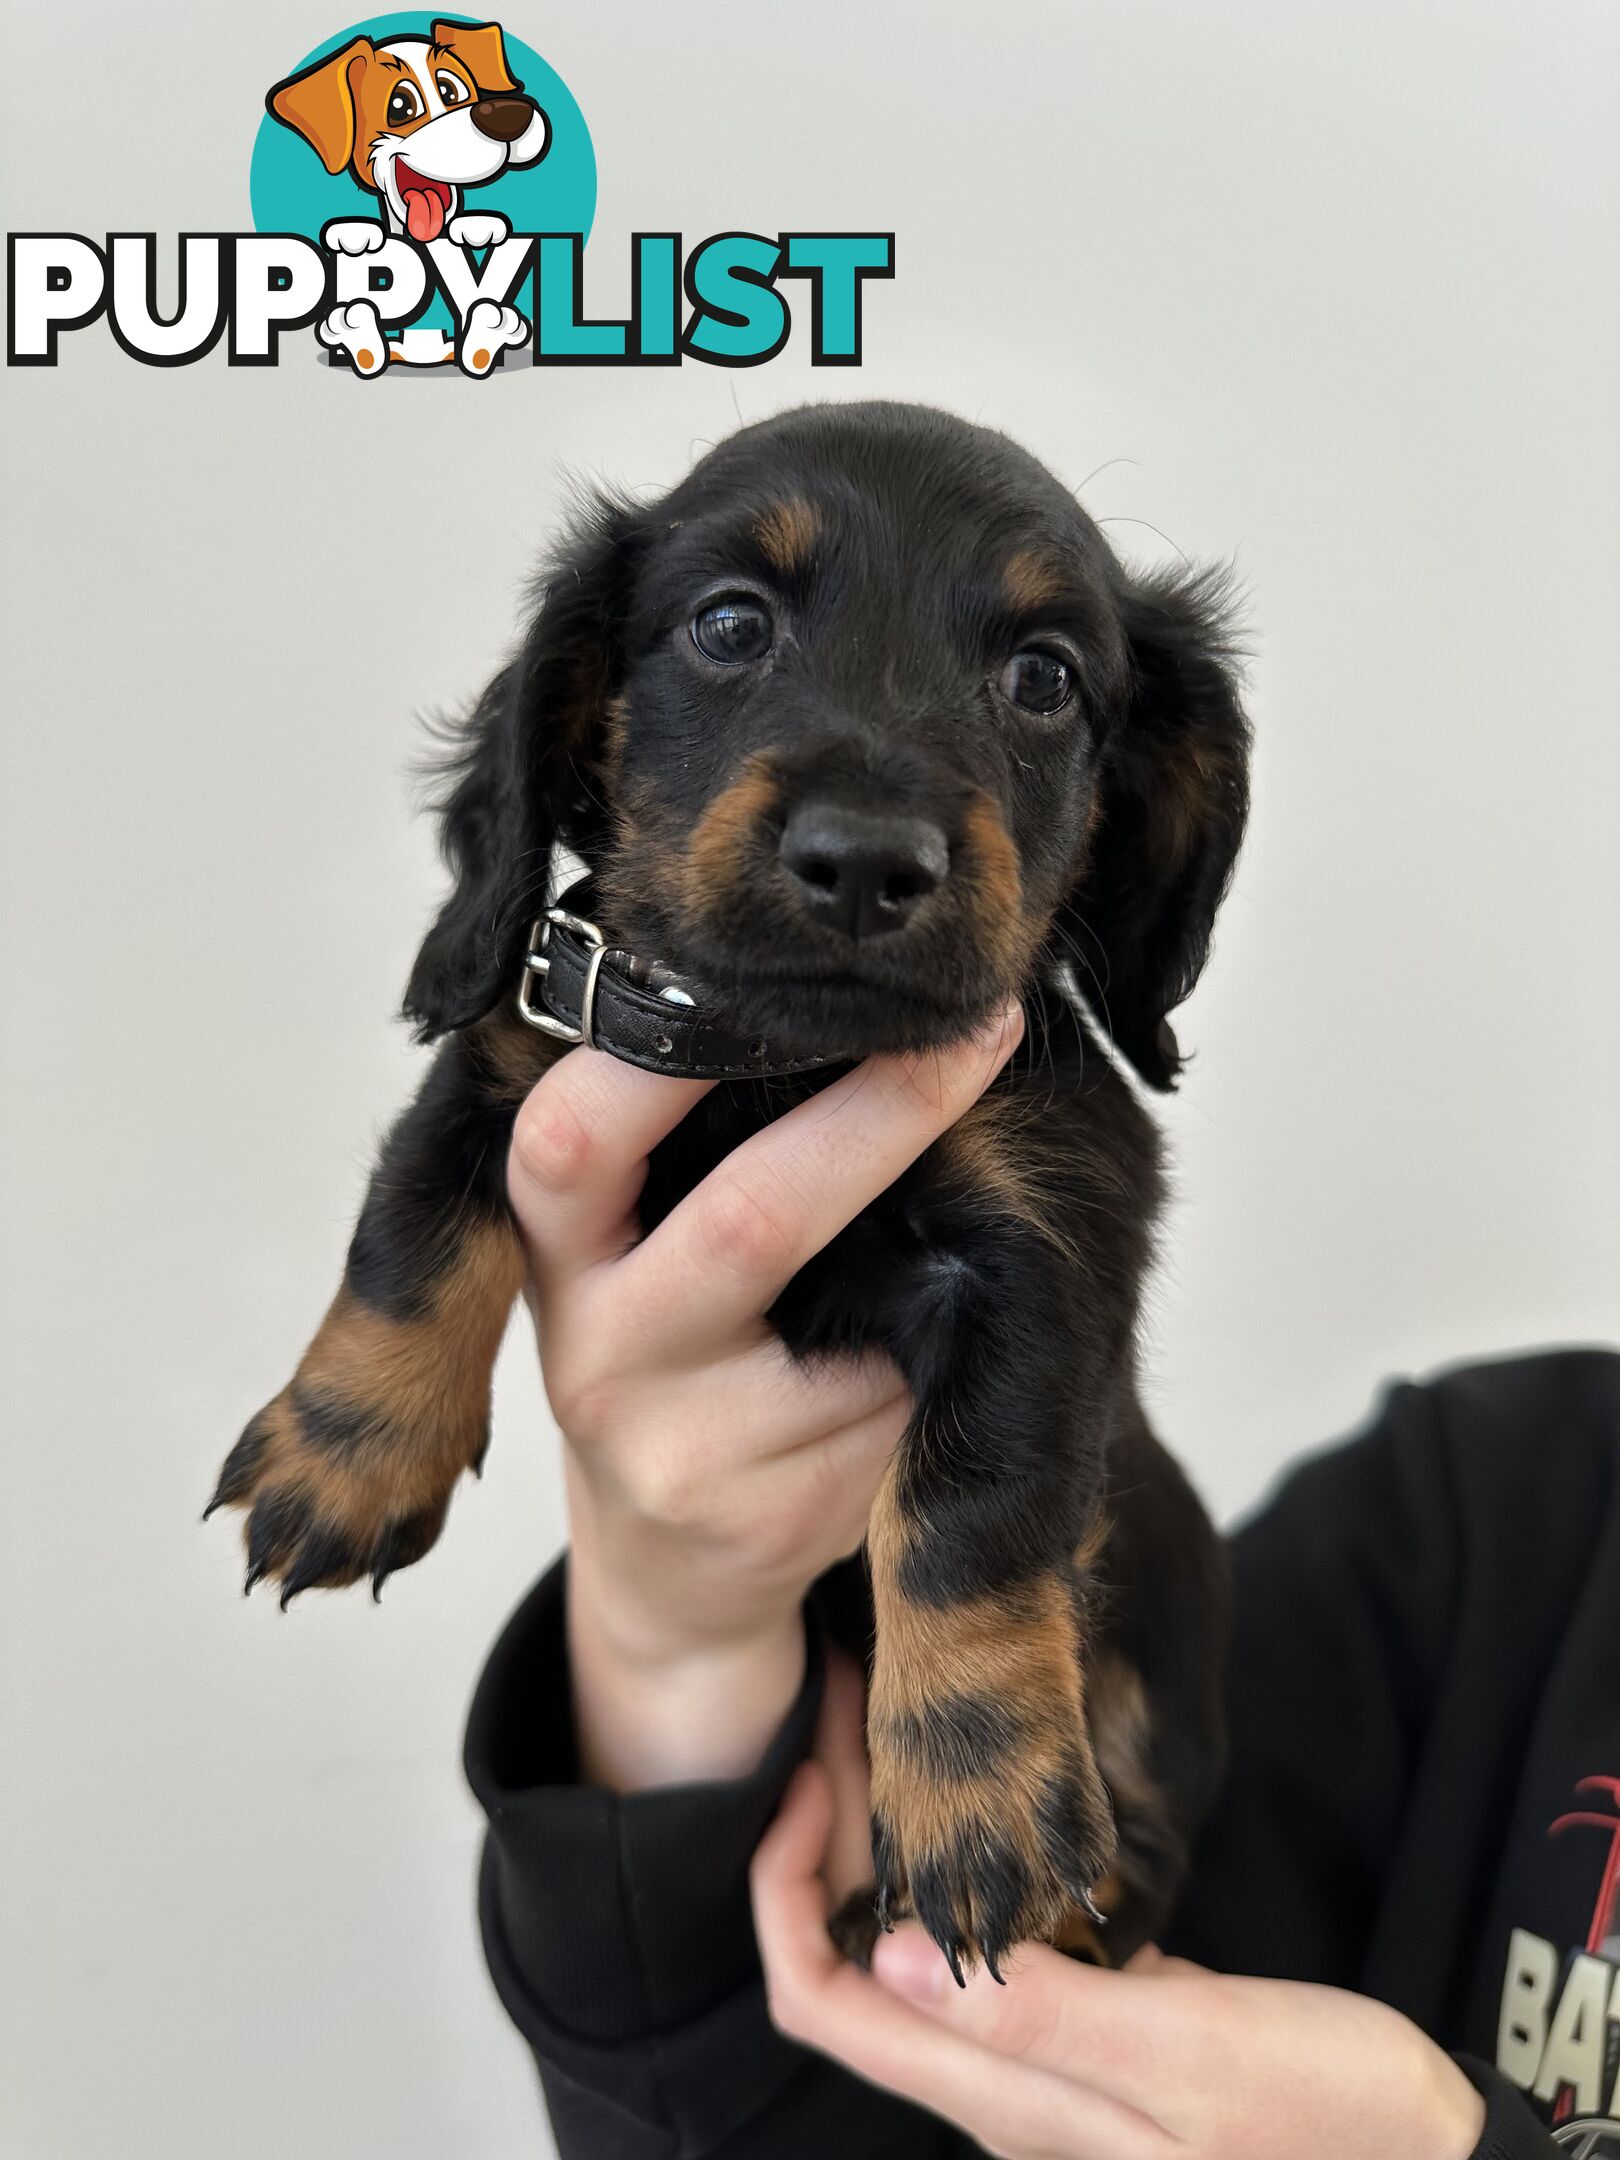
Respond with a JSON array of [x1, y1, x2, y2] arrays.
[[404, 188, 445, 243]]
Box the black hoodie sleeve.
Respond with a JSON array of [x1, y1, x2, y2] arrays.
[[463, 1557, 972, 2158]]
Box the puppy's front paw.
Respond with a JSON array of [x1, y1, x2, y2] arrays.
[[446, 211, 510, 250], [206, 1380, 458, 1605], [207, 1222, 522, 1602], [867, 1573, 1117, 1981], [321, 219, 387, 257]]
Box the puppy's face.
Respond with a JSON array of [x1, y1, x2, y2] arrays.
[[407, 403, 1250, 1086], [592, 410, 1132, 1055], [268, 21, 550, 241]]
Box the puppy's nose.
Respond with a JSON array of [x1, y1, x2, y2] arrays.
[[779, 802, 949, 939], [470, 95, 535, 142]]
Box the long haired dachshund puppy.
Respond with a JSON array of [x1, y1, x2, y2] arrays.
[[209, 401, 1249, 1979]]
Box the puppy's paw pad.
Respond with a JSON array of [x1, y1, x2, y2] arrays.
[[457, 300, 528, 376], [316, 300, 388, 375]]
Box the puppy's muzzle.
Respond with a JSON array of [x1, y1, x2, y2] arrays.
[[779, 800, 949, 940], [471, 95, 537, 142]]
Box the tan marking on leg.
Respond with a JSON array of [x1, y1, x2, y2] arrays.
[[226, 1217, 525, 1576], [865, 1461, 1115, 1961]]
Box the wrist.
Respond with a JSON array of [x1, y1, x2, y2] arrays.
[[565, 1548, 808, 1791]]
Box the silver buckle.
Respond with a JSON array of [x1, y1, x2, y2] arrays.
[[516, 906, 607, 1043]]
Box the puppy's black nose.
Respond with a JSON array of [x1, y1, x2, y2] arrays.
[[779, 802, 949, 939], [470, 95, 535, 142]]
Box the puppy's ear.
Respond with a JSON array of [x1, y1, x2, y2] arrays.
[[267, 38, 371, 176], [402, 495, 640, 1042], [1059, 566, 1250, 1090], [430, 19, 520, 94]]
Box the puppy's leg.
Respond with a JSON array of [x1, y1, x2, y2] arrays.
[[207, 1016, 549, 1601], [863, 1235, 1125, 1981]]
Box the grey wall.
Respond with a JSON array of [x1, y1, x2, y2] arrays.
[[2, 2, 1616, 2154]]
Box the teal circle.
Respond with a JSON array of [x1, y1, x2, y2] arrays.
[[249, 13, 594, 336]]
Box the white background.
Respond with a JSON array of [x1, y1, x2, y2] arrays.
[[2, 3, 1616, 2154]]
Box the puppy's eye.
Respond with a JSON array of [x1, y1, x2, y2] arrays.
[[999, 648, 1074, 715], [691, 597, 774, 665], [435, 71, 468, 106], [386, 83, 423, 127]]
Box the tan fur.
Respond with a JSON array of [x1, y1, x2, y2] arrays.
[[865, 1462, 1114, 1946], [754, 498, 820, 575], [934, 1097, 1081, 1264], [234, 1219, 525, 1573], [1001, 548, 1067, 615], [677, 756, 780, 913]]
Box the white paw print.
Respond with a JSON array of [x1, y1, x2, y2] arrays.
[[316, 299, 388, 377], [321, 219, 387, 257], [457, 300, 529, 376], [446, 212, 511, 251]]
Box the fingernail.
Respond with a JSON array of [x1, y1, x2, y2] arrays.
[[871, 1929, 950, 2004]]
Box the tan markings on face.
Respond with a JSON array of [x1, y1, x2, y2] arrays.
[[1002, 548, 1068, 615], [677, 755, 782, 916], [956, 791, 1026, 979], [754, 498, 820, 576]]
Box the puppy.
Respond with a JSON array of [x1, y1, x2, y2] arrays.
[[268, 18, 548, 374], [209, 402, 1248, 1978]]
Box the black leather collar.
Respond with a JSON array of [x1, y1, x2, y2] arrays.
[[515, 878, 842, 1080]]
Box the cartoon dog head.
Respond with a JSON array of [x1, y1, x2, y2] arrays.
[[269, 19, 550, 241]]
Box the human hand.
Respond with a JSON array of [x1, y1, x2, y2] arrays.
[[507, 1006, 1023, 1789], [753, 1746, 1487, 2160]]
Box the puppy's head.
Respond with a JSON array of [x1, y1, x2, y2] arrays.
[[268, 20, 549, 239], [405, 403, 1249, 1087]]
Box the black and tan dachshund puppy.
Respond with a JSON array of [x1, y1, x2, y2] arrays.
[[209, 401, 1249, 1980]]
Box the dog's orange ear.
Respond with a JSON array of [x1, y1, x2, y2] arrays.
[[431, 18, 519, 95], [268, 37, 373, 176]]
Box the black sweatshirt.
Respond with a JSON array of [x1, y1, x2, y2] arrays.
[[465, 1348, 1620, 2158]]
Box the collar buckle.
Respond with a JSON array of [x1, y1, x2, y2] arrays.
[[517, 905, 609, 1044]]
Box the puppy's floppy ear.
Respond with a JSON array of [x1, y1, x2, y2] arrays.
[[430, 19, 520, 95], [1060, 565, 1250, 1090], [267, 38, 371, 177], [402, 494, 641, 1043]]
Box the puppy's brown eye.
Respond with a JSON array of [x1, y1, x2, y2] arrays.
[[1000, 649, 1073, 715], [435, 72, 468, 106], [691, 597, 773, 665], [386, 84, 422, 127]]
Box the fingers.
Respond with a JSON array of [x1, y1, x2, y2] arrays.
[[813, 1647, 877, 1905], [508, 1048, 713, 1275], [870, 1927, 1194, 2111], [752, 1766, 1165, 2160], [614, 1006, 1025, 1355]]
